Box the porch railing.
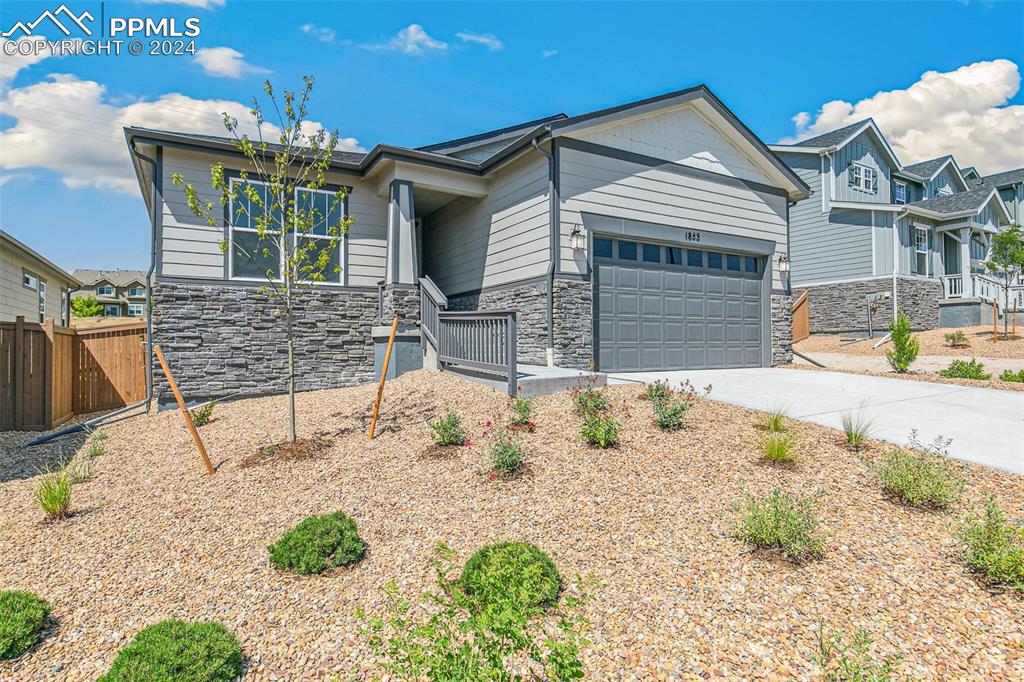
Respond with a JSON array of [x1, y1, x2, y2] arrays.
[[943, 273, 1024, 311], [942, 274, 963, 298], [437, 310, 518, 396], [419, 276, 448, 349]]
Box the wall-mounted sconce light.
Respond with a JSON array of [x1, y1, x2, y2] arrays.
[[570, 224, 584, 251], [778, 254, 791, 273]]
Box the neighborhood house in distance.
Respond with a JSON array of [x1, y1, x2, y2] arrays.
[[0, 229, 80, 325], [121, 84, 1022, 406], [72, 269, 149, 318]]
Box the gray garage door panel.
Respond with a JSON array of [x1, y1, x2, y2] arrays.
[[595, 240, 765, 372]]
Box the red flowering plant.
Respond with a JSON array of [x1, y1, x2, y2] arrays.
[[507, 395, 536, 432], [481, 424, 527, 478]]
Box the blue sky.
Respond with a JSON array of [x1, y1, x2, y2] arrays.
[[1, 0, 1023, 273]]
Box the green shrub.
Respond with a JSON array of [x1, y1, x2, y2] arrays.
[[652, 397, 688, 430], [876, 448, 963, 510], [0, 591, 51, 660], [760, 433, 795, 464], [581, 413, 619, 448], [460, 541, 562, 611], [840, 407, 874, 451], [732, 488, 826, 562], [191, 400, 216, 427], [490, 433, 526, 476], [938, 358, 991, 380], [360, 543, 589, 681], [268, 511, 366, 575], [957, 498, 1024, 594], [999, 369, 1024, 383], [98, 619, 242, 682], [885, 312, 918, 373], [815, 626, 902, 681], [644, 380, 672, 404], [35, 466, 71, 521], [509, 396, 535, 431], [429, 411, 468, 446], [573, 384, 609, 416], [943, 330, 970, 348], [761, 406, 787, 433]]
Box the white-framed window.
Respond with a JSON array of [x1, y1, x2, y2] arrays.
[[103, 304, 121, 317], [893, 181, 907, 204], [915, 226, 930, 276], [127, 303, 144, 317], [38, 279, 46, 322], [228, 177, 344, 284], [96, 284, 114, 296], [848, 162, 878, 193], [127, 285, 145, 297], [23, 269, 37, 290]]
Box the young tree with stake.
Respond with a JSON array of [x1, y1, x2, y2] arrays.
[[985, 224, 1024, 338], [171, 76, 352, 442]]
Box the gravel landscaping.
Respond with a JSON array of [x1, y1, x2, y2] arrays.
[[1, 370, 1023, 680], [796, 325, 1024, 359], [784, 362, 1024, 393]]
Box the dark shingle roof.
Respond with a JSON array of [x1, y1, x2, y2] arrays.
[[73, 269, 149, 287], [905, 186, 997, 215], [793, 120, 870, 148], [977, 167, 1024, 189], [417, 114, 568, 153], [902, 156, 953, 180], [133, 128, 367, 164]]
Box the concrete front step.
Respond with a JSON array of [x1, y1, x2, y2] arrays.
[[444, 364, 605, 398]]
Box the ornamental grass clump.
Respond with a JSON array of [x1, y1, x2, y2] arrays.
[[490, 432, 526, 477], [943, 330, 970, 348], [429, 411, 468, 446], [0, 591, 51, 660], [733, 488, 826, 562], [957, 498, 1024, 595], [815, 626, 902, 682], [885, 312, 918, 373], [1000, 369, 1024, 383], [761, 406, 787, 433], [760, 433, 795, 464], [938, 358, 991, 380], [268, 511, 366, 575], [86, 430, 107, 458], [840, 406, 874, 451], [876, 448, 963, 510], [34, 466, 72, 521], [581, 413, 620, 448], [460, 541, 562, 611], [98, 619, 242, 682]]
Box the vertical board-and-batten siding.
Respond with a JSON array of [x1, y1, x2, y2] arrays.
[[159, 148, 388, 287], [424, 153, 549, 296], [926, 168, 960, 198], [832, 130, 892, 204]]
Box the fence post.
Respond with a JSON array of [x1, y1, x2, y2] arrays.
[[507, 312, 517, 396], [13, 316, 24, 430], [42, 317, 54, 430]]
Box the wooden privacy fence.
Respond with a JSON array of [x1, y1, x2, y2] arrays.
[[0, 317, 147, 431], [792, 291, 810, 344]]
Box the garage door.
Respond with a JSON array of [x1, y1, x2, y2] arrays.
[[594, 236, 765, 372]]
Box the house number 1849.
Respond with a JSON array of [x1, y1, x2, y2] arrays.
[[685, 231, 701, 242]]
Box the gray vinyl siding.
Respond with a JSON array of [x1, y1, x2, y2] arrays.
[[0, 247, 72, 323], [833, 130, 892, 204], [558, 146, 789, 289], [872, 211, 895, 276], [999, 185, 1022, 222], [897, 217, 939, 276], [791, 208, 874, 285], [159, 148, 387, 287], [423, 152, 549, 295]]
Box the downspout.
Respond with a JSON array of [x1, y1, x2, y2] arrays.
[[532, 136, 556, 367], [894, 207, 909, 321]]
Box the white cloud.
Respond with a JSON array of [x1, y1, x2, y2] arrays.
[[363, 24, 447, 55], [300, 23, 335, 43], [781, 59, 1024, 174], [193, 47, 267, 79], [0, 172, 36, 187], [0, 65, 364, 194], [137, 0, 226, 8], [541, 49, 559, 59], [456, 30, 503, 51]]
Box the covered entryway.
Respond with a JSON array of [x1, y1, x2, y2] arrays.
[[594, 236, 766, 372]]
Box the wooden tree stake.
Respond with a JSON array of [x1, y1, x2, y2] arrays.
[[993, 300, 999, 341], [154, 344, 215, 475], [368, 318, 399, 440]]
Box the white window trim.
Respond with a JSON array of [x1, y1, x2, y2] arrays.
[[893, 181, 907, 205], [849, 162, 878, 194], [23, 269, 38, 290], [915, 226, 930, 277], [96, 285, 114, 296], [227, 177, 345, 286], [127, 303, 144, 316], [127, 286, 145, 297]]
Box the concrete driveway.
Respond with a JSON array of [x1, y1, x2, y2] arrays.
[[607, 368, 1024, 474]]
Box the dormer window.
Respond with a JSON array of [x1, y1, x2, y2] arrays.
[[893, 181, 907, 204], [849, 163, 878, 193], [97, 284, 114, 296], [128, 285, 145, 297]]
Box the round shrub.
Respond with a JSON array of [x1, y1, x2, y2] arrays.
[[98, 619, 241, 682], [0, 590, 51, 660], [268, 511, 366, 575], [460, 542, 561, 611]]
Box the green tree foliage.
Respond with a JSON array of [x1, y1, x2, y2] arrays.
[[885, 312, 919, 373], [985, 224, 1024, 337], [71, 294, 103, 317]]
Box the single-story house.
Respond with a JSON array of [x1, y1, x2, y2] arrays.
[[125, 85, 809, 404], [1, 229, 80, 324]]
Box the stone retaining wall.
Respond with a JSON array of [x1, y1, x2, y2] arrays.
[[794, 276, 942, 334]]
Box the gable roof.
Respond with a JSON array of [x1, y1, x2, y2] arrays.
[[975, 167, 1024, 189], [901, 155, 968, 192], [905, 186, 1010, 223], [961, 166, 980, 180], [793, 120, 870, 148], [418, 113, 568, 154], [1, 229, 81, 287], [771, 118, 902, 169], [73, 269, 149, 287]]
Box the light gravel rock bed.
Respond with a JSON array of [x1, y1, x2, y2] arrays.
[[796, 325, 1024, 359], [1, 371, 1022, 680]]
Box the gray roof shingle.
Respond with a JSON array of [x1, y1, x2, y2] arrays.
[[73, 269, 149, 287], [902, 156, 953, 180], [905, 186, 996, 215], [132, 128, 367, 164], [976, 167, 1024, 189], [793, 120, 870, 148]]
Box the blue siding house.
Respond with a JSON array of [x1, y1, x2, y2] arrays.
[[771, 120, 1013, 333]]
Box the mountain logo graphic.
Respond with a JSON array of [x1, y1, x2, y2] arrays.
[[3, 4, 94, 38]]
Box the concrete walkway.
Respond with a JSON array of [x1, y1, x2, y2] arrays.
[[796, 352, 1024, 375], [607, 367, 1024, 474]]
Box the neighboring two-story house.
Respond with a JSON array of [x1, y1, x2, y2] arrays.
[[1, 229, 81, 324], [969, 167, 1024, 224], [71, 270, 149, 318], [770, 119, 1012, 333], [125, 84, 810, 404]]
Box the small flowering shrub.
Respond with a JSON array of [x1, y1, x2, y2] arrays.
[[461, 542, 562, 610], [653, 397, 688, 430], [644, 380, 672, 404], [957, 498, 1024, 594], [815, 626, 902, 682], [429, 411, 468, 446], [581, 414, 620, 448], [490, 432, 526, 477], [938, 358, 991, 380], [508, 396, 535, 432], [1000, 369, 1024, 383], [573, 385, 609, 416], [0, 591, 51, 660], [268, 511, 366, 575], [732, 488, 826, 562], [876, 448, 963, 510]]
